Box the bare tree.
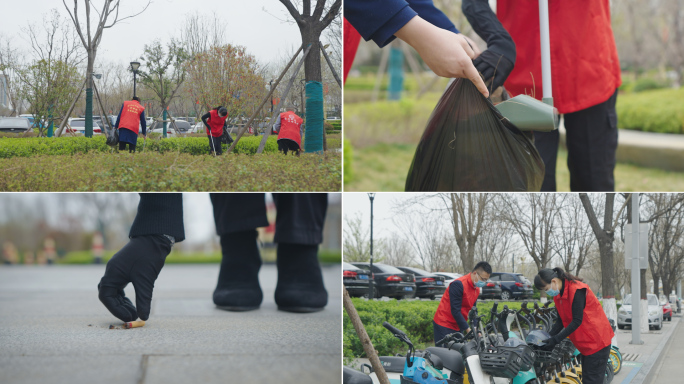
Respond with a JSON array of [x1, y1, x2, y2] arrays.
[[498, 194, 565, 271], [473, 216, 519, 272], [343, 212, 378, 262], [394, 212, 455, 272], [553, 196, 595, 276], [644, 194, 684, 297], [0, 34, 23, 116], [180, 12, 227, 57], [16, 10, 84, 135], [579, 193, 631, 299], [278, 0, 341, 82], [439, 193, 493, 272], [61, 0, 150, 136], [382, 233, 416, 268]]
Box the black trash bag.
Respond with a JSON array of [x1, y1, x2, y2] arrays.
[[405, 78, 544, 191], [221, 127, 234, 145], [106, 127, 119, 147]]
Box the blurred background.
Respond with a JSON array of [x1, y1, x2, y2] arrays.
[[344, 0, 684, 192], [0, 193, 341, 265]]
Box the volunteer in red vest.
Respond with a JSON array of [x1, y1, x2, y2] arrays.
[[433, 261, 491, 344], [274, 108, 303, 156], [463, 0, 621, 192], [201, 106, 228, 155], [534, 267, 614, 384], [114, 96, 146, 153]]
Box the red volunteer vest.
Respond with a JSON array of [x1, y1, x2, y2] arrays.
[[433, 273, 480, 331], [553, 280, 614, 355], [119, 100, 145, 134], [497, 0, 621, 114], [277, 111, 303, 148], [344, 18, 362, 84], [207, 109, 227, 138]]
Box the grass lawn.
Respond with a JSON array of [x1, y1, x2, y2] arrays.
[[344, 143, 684, 192]]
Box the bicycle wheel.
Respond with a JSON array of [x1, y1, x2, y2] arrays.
[[609, 349, 622, 375]]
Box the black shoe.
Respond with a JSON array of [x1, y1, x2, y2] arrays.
[[213, 230, 263, 311], [274, 243, 327, 313]]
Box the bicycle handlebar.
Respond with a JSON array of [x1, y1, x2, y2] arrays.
[[383, 322, 407, 339]]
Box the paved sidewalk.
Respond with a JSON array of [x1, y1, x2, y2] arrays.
[[0, 264, 341, 384], [612, 313, 681, 384], [647, 313, 684, 384]]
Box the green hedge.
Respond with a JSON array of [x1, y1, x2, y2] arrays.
[[58, 249, 341, 264], [343, 139, 353, 182], [0, 135, 279, 158], [343, 299, 537, 359], [616, 87, 684, 134], [0, 151, 341, 191]]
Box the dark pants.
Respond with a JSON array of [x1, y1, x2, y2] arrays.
[[534, 90, 618, 191], [119, 142, 136, 153], [278, 139, 300, 156], [579, 345, 611, 384], [433, 320, 460, 345], [129, 193, 328, 245], [210, 193, 327, 244], [208, 135, 223, 155]]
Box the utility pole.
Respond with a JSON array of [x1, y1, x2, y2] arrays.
[[630, 193, 643, 345], [368, 193, 376, 300]]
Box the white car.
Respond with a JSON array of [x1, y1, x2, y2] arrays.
[[432, 272, 463, 286], [617, 293, 663, 330], [150, 120, 193, 137], [67, 118, 102, 135]]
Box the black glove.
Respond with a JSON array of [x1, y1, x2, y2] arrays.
[[474, 50, 515, 92], [541, 336, 558, 351], [462, 0, 516, 92], [98, 235, 172, 322]]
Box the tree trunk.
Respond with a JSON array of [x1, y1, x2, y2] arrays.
[[653, 273, 660, 297], [301, 27, 322, 82], [85, 55, 95, 137]]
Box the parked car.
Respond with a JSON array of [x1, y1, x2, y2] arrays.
[[489, 272, 534, 301], [343, 262, 372, 298], [396, 267, 446, 300], [660, 295, 672, 321], [150, 120, 192, 136], [618, 293, 663, 330], [432, 272, 462, 286], [0, 117, 31, 133], [479, 280, 503, 300], [351, 262, 416, 300], [67, 118, 102, 135]]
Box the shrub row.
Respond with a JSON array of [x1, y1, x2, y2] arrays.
[[616, 88, 684, 134], [0, 151, 341, 191], [0, 135, 282, 158], [343, 298, 531, 359]]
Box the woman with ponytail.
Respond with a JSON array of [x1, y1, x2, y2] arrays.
[[534, 267, 614, 384]]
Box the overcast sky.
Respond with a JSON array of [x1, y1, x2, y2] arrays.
[[0, 0, 312, 66]]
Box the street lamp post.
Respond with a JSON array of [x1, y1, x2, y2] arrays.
[[130, 61, 140, 98], [368, 193, 376, 300]]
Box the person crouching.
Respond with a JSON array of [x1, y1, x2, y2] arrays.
[[274, 108, 303, 156], [114, 96, 146, 153]]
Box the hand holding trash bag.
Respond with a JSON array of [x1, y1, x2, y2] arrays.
[[98, 235, 172, 322], [395, 16, 490, 98], [405, 77, 544, 191]]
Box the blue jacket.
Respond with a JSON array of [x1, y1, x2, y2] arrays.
[[345, 0, 459, 47]]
